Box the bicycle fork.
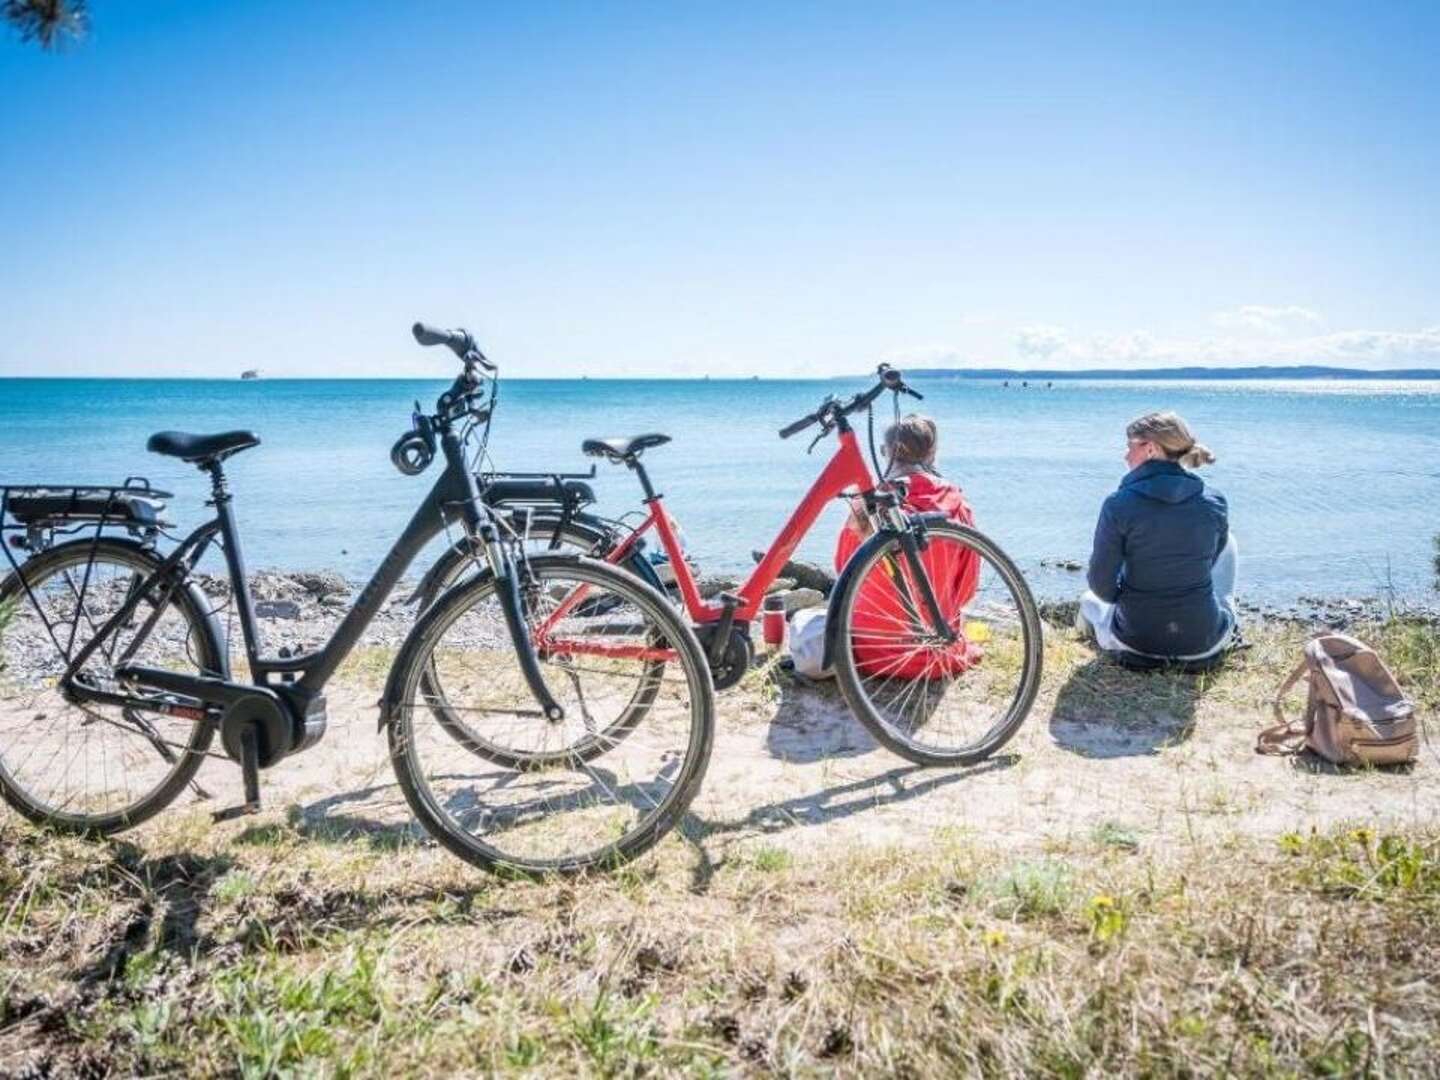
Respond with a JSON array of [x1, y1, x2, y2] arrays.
[[471, 515, 567, 724], [880, 509, 958, 644]]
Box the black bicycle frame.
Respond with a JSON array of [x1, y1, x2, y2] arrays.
[[60, 426, 564, 718]]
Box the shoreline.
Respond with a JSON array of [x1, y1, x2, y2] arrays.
[[216, 568, 1440, 653]]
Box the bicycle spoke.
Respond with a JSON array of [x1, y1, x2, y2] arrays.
[[836, 523, 1040, 765], [391, 558, 710, 873], [0, 547, 214, 831]]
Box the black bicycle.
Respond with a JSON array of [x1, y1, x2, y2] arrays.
[[0, 323, 715, 876]]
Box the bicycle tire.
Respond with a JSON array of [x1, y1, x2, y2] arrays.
[[415, 514, 646, 612], [0, 539, 223, 834], [385, 554, 715, 876], [418, 517, 663, 767], [833, 521, 1043, 767]]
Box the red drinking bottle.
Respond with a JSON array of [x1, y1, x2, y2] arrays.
[[762, 594, 786, 648]]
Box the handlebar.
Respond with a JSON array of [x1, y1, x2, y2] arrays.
[[777, 364, 922, 440], [778, 401, 830, 439], [412, 320, 497, 372]]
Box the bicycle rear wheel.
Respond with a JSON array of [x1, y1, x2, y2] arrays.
[[386, 555, 714, 875], [833, 521, 1042, 767], [0, 539, 222, 833]]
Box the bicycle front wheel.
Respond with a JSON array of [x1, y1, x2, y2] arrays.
[[833, 521, 1042, 767], [386, 555, 714, 875], [0, 539, 222, 834]]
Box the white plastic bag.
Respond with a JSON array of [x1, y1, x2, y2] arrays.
[[789, 607, 833, 679]]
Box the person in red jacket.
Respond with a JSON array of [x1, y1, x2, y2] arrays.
[[833, 415, 982, 679]]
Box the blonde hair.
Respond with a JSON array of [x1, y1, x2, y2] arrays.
[[1126, 411, 1215, 469], [884, 414, 938, 470]]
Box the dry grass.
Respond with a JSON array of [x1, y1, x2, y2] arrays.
[[0, 616, 1436, 1077]]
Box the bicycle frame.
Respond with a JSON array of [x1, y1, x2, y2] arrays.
[[55, 427, 524, 708], [535, 426, 881, 647]]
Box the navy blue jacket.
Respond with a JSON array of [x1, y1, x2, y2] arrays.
[[1087, 460, 1229, 657]]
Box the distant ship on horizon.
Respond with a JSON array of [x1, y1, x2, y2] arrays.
[[240, 369, 261, 380]]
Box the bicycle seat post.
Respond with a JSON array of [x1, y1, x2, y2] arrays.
[[629, 458, 659, 502]]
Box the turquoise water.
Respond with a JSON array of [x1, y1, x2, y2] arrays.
[[2, 377, 1437, 603]]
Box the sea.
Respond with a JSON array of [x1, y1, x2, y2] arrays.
[[2, 376, 1437, 605]]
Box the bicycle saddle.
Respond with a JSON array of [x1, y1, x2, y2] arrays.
[[146, 430, 261, 464], [580, 433, 671, 461]]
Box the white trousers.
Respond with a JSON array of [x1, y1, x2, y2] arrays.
[[1078, 535, 1239, 659]]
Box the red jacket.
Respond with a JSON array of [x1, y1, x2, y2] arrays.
[[834, 472, 982, 679]]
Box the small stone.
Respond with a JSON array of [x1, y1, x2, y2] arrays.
[[781, 588, 825, 614], [292, 570, 351, 600], [697, 575, 741, 599], [255, 599, 302, 619]]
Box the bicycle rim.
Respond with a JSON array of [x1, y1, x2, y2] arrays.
[[835, 522, 1042, 765], [0, 541, 219, 833], [389, 556, 714, 875]]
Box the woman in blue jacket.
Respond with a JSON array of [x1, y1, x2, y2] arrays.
[[1078, 411, 1237, 661]]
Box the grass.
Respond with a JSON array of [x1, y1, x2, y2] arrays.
[[1, 614, 1437, 1075], [4, 818, 1437, 1076]]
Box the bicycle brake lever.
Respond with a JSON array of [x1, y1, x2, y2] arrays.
[[806, 426, 830, 455]]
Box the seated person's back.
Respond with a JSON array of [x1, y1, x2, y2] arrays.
[[1084, 411, 1234, 659], [835, 415, 980, 677]]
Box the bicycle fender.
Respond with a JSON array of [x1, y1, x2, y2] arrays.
[[822, 526, 902, 672], [624, 549, 667, 594], [405, 537, 477, 606], [404, 514, 660, 605]]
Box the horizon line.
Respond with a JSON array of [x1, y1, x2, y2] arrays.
[[3, 366, 1440, 382]]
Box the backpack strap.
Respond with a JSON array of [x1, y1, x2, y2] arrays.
[[1256, 656, 1314, 756]]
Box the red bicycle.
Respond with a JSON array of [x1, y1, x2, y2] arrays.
[[541, 365, 1043, 767]]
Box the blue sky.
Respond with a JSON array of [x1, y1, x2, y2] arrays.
[[2, 1, 1437, 377]]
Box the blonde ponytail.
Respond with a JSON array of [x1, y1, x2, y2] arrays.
[[1179, 442, 1215, 469], [1126, 411, 1217, 469]]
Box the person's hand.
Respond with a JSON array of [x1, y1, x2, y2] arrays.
[[846, 492, 873, 537]]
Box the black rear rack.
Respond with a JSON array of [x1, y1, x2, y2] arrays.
[[476, 466, 597, 482], [1, 478, 173, 553]]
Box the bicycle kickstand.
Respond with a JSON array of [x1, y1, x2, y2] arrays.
[[212, 724, 263, 823]]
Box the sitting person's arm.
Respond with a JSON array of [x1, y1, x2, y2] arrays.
[[1211, 493, 1229, 563], [1087, 500, 1124, 603]]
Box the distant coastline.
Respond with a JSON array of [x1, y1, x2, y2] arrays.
[[902, 364, 1440, 381], [2, 365, 1439, 382]]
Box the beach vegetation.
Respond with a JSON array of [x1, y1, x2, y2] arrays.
[[1, 614, 1438, 1075]]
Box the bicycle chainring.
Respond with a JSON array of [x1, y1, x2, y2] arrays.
[[696, 624, 754, 690]]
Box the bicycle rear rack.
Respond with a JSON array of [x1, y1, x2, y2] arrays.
[[1, 478, 172, 556]]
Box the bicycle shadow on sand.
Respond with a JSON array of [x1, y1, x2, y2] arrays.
[[679, 753, 1018, 893], [285, 749, 1017, 897]]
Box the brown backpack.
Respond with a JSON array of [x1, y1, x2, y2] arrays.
[[1256, 632, 1418, 766]]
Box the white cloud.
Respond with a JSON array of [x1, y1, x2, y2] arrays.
[[1015, 325, 1069, 362], [1000, 324, 1440, 370], [1283, 326, 1440, 366], [1211, 304, 1323, 335]]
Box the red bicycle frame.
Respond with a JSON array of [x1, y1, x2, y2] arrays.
[[533, 427, 879, 662], [630, 427, 876, 625]]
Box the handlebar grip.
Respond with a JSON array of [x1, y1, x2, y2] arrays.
[[778, 413, 818, 439], [412, 322, 473, 356]]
